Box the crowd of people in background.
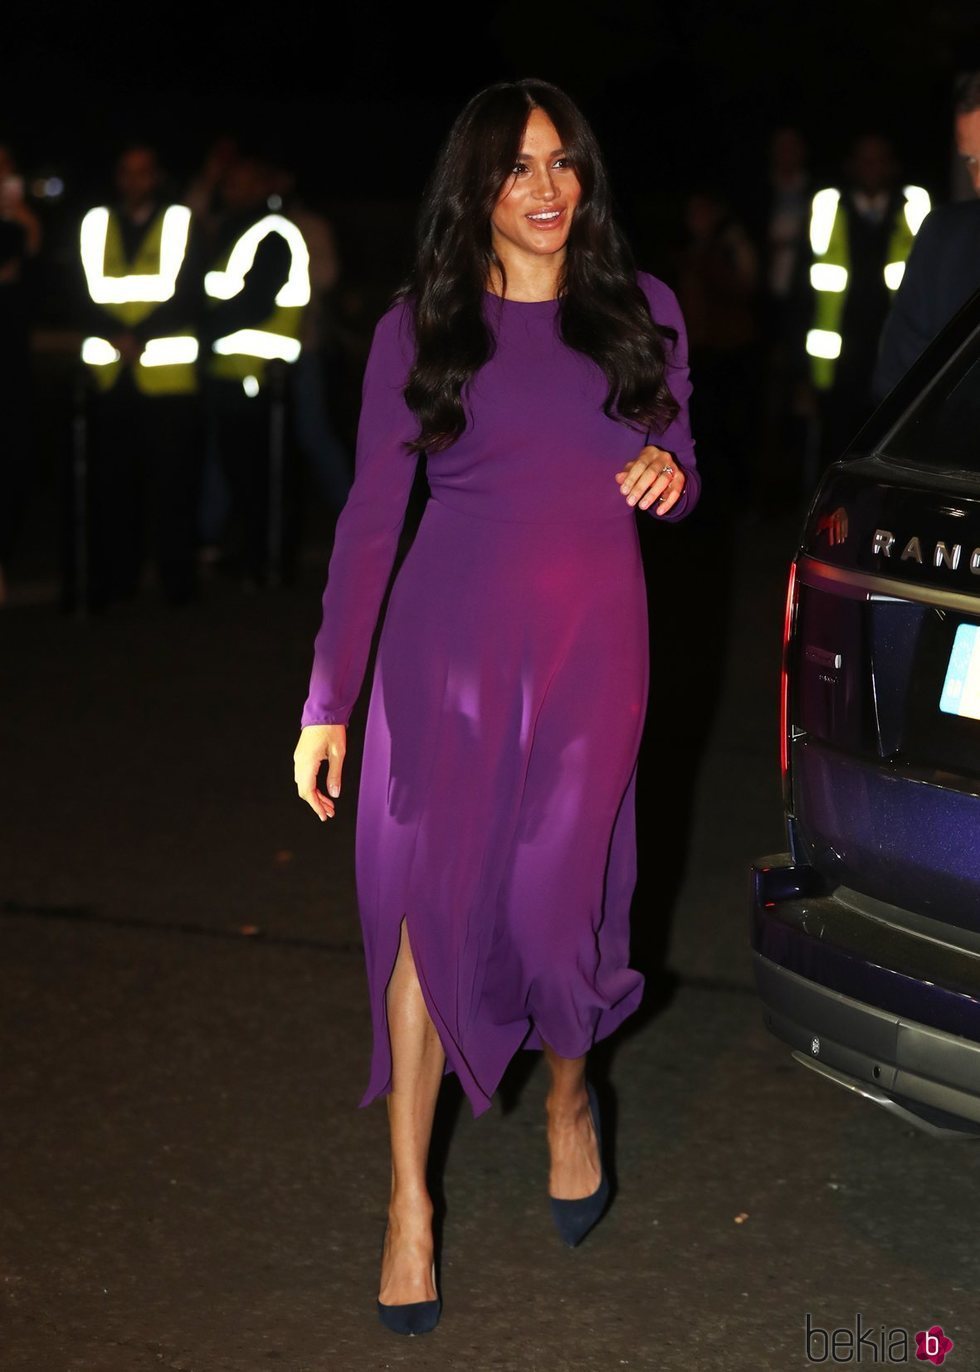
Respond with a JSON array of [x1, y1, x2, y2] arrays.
[[0, 70, 978, 611], [675, 78, 979, 523], [0, 134, 355, 610]]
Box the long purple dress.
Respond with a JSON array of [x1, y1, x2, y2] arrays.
[[301, 270, 700, 1118]]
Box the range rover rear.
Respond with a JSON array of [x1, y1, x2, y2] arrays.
[[751, 288, 980, 1138]]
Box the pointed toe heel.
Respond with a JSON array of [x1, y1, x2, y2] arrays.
[[376, 1274, 441, 1335], [376, 1228, 441, 1335], [549, 1080, 610, 1248]]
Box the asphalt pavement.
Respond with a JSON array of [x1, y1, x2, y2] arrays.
[[3, 502, 980, 1372]]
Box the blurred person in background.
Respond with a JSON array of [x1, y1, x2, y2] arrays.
[[757, 127, 813, 509], [199, 146, 309, 587], [187, 135, 241, 563], [71, 143, 206, 609], [674, 186, 760, 517], [806, 133, 930, 460], [874, 73, 980, 400], [184, 134, 239, 245], [275, 164, 352, 517], [0, 143, 42, 604]]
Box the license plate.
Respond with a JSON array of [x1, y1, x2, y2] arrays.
[[940, 624, 980, 720]]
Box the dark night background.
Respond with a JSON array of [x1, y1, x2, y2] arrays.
[[6, 1, 980, 305], [7, 1, 980, 180]]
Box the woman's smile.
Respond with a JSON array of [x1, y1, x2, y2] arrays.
[[525, 206, 567, 229]]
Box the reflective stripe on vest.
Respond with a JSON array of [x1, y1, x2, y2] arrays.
[[211, 328, 301, 362], [805, 329, 842, 360], [82, 336, 200, 367], [81, 205, 191, 304], [809, 188, 840, 256], [82, 337, 121, 366], [805, 185, 930, 388], [881, 187, 932, 291], [79, 204, 199, 395], [204, 213, 310, 309], [809, 263, 848, 292], [140, 337, 199, 366], [204, 213, 309, 385]]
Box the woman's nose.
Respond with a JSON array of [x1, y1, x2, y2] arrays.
[[532, 167, 557, 199]]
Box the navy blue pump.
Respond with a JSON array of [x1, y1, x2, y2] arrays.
[[549, 1080, 610, 1247], [376, 1230, 441, 1335]]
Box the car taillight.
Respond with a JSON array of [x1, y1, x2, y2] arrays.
[[779, 559, 799, 798]]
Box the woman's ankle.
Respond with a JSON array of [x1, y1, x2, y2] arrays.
[[545, 1083, 589, 1123], [387, 1191, 434, 1225]]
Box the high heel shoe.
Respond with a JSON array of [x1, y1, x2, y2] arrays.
[[548, 1080, 610, 1247], [376, 1226, 442, 1335]]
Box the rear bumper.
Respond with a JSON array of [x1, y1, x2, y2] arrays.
[[750, 855, 980, 1137]]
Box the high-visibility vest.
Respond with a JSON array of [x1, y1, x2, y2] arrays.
[[805, 185, 930, 389], [204, 213, 310, 393], [79, 204, 199, 395]]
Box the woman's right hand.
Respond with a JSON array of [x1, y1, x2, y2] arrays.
[[293, 724, 346, 821]]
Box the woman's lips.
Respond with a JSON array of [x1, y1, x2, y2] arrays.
[[525, 207, 566, 231]]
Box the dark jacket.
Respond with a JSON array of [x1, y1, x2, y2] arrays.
[[873, 200, 980, 400]]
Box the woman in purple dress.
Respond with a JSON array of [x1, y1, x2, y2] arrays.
[[294, 78, 700, 1334]]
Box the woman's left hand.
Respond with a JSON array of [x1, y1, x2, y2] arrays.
[[615, 445, 686, 516]]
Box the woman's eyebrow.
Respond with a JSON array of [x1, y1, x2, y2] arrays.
[[516, 147, 569, 159]]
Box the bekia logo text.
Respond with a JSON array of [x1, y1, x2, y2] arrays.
[[805, 1313, 954, 1364]]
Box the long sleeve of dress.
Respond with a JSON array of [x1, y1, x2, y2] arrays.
[[637, 273, 701, 523], [300, 302, 421, 727]]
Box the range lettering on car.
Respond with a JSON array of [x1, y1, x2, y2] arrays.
[[872, 528, 980, 573]]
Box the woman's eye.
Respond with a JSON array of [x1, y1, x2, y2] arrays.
[[510, 157, 572, 176]]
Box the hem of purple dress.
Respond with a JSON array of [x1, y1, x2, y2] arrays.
[[354, 907, 518, 1120], [521, 973, 646, 1057], [356, 966, 646, 1121]]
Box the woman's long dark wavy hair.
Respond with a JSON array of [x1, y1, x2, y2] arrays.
[[394, 78, 679, 454]]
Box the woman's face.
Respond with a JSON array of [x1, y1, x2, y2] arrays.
[[490, 108, 581, 266]]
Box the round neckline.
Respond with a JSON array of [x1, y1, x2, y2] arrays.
[[483, 288, 560, 306]]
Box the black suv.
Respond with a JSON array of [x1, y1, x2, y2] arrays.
[[751, 289, 980, 1139]]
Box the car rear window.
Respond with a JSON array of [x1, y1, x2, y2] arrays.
[[879, 338, 980, 474]]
